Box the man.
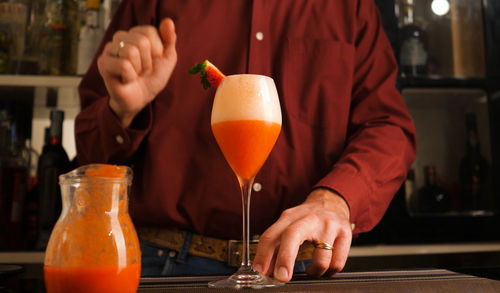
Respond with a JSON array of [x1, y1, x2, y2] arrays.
[[75, 0, 416, 282]]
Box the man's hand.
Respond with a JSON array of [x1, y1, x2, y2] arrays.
[[97, 18, 177, 128], [252, 188, 352, 282]]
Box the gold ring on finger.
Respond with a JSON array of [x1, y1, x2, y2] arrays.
[[116, 41, 125, 57], [312, 240, 333, 250]]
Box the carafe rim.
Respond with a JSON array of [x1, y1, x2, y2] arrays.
[[59, 163, 132, 185]]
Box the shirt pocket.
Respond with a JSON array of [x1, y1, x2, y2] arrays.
[[281, 38, 355, 129]]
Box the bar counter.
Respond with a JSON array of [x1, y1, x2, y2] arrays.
[[1, 242, 499, 292], [2, 266, 498, 292], [137, 269, 500, 292]]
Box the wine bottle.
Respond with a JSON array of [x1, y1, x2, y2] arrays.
[[36, 110, 70, 250], [459, 112, 489, 211], [398, 0, 428, 76], [417, 165, 451, 213]]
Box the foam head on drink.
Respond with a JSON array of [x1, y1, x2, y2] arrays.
[[211, 74, 282, 180]]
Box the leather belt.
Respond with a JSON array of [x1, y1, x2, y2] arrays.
[[138, 227, 314, 267]]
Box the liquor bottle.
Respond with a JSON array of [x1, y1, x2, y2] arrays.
[[404, 168, 417, 215], [77, 0, 104, 75], [0, 1, 13, 73], [39, 0, 80, 75], [8, 0, 28, 74], [36, 110, 70, 250], [398, 0, 428, 77], [417, 165, 451, 214], [22, 134, 45, 250], [24, 0, 46, 74], [459, 112, 489, 211]]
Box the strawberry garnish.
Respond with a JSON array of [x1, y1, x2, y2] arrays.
[[189, 60, 226, 90]]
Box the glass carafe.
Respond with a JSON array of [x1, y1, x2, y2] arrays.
[[44, 164, 141, 293]]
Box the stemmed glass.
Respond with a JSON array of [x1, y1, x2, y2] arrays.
[[208, 74, 284, 289]]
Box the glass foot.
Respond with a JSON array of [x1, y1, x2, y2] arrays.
[[208, 266, 285, 289]]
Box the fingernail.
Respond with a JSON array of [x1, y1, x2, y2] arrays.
[[275, 266, 288, 281], [253, 264, 262, 273]]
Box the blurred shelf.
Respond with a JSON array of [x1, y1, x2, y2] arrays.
[[398, 75, 488, 88], [0, 252, 44, 264], [349, 241, 500, 257], [0, 75, 82, 88], [410, 210, 497, 218]]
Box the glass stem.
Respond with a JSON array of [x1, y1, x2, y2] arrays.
[[238, 176, 255, 269]]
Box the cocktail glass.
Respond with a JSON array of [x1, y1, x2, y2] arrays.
[[208, 74, 284, 289]]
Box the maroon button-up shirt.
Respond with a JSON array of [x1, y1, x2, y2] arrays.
[[75, 0, 416, 239]]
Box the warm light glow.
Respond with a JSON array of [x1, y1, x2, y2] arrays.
[[431, 0, 450, 16]]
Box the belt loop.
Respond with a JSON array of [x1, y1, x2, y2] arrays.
[[176, 231, 192, 263]]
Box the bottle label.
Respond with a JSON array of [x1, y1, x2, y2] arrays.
[[86, 10, 99, 28], [49, 24, 67, 41], [400, 37, 428, 66]]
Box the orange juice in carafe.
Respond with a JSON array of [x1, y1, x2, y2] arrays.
[[44, 164, 141, 293]]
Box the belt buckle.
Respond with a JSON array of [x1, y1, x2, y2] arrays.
[[227, 239, 259, 267]]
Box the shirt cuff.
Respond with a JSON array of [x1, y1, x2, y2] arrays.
[[98, 100, 153, 160], [313, 165, 373, 234]]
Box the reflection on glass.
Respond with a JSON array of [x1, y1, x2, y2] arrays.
[[403, 88, 494, 217]]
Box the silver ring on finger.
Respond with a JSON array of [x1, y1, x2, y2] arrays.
[[116, 40, 125, 57], [312, 240, 333, 250]]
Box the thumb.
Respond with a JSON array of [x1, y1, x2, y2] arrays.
[[159, 18, 177, 58]]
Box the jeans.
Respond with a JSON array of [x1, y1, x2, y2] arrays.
[[140, 240, 310, 277]]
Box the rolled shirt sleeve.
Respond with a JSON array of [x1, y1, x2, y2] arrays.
[[314, 0, 416, 234], [75, 0, 156, 165]]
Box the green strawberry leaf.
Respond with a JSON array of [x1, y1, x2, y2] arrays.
[[189, 61, 211, 89]]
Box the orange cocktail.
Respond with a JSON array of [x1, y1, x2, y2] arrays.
[[211, 74, 282, 181], [209, 74, 283, 288], [212, 120, 281, 179]]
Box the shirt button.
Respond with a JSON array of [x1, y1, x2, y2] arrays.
[[253, 182, 262, 192], [255, 32, 264, 41], [115, 135, 124, 144]]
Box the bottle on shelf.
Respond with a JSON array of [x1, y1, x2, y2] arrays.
[[39, 0, 80, 75], [398, 0, 428, 77], [36, 110, 70, 250], [24, 0, 47, 74], [0, 109, 29, 250], [77, 0, 105, 75], [22, 137, 40, 251], [9, 0, 28, 74], [404, 168, 418, 215], [417, 165, 451, 214], [0, 1, 14, 73], [22, 174, 39, 250], [459, 112, 489, 212]]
